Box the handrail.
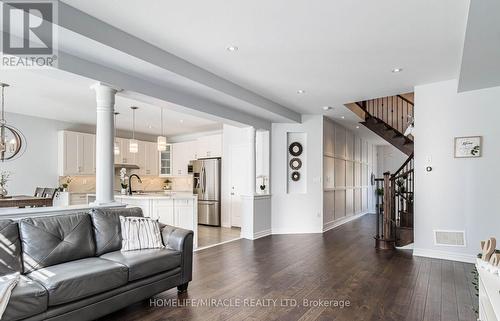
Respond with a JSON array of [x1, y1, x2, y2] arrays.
[[396, 94, 414, 106], [393, 168, 414, 180], [391, 153, 414, 179]]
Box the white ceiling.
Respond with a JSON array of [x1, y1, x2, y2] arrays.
[[0, 68, 222, 136], [62, 0, 469, 117]]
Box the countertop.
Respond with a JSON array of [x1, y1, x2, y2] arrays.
[[87, 192, 197, 200]]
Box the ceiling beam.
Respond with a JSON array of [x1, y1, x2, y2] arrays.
[[59, 52, 272, 130], [57, 2, 301, 123], [458, 0, 500, 92]]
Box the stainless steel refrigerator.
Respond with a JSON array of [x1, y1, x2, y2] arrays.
[[192, 158, 221, 226]]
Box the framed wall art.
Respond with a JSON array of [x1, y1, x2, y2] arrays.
[[454, 136, 482, 158]]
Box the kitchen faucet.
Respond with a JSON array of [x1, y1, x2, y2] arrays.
[[128, 174, 142, 195]]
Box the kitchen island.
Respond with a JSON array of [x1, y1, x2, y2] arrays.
[[88, 192, 198, 247]]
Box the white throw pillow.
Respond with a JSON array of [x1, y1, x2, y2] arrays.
[[120, 216, 164, 251], [0, 272, 20, 319]]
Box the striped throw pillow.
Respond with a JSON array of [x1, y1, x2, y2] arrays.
[[120, 216, 164, 251]]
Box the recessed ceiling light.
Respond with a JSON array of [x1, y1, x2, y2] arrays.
[[297, 89, 306, 94], [392, 68, 403, 73], [322, 106, 333, 111], [356, 126, 360, 129], [226, 45, 238, 52], [341, 116, 345, 119], [179, 119, 184, 123]]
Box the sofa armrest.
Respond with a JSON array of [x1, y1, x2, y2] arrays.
[[161, 226, 193, 284]]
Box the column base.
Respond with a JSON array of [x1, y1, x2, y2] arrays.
[[89, 201, 123, 208]]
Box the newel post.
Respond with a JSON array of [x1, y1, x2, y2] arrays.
[[383, 172, 392, 240]]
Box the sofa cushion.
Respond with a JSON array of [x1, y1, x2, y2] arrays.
[[27, 257, 128, 306], [100, 248, 181, 281], [2, 275, 47, 321], [91, 207, 143, 256], [0, 220, 22, 276], [19, 212, 95, 273]]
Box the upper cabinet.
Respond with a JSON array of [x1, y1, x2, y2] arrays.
[[196, 134, 222, 159], [172, 141, 196, 176], [58, 131, 95, 176], [60, 131, 159, 177], [159, 144, 173, 177], [131, 141, 159, 176], [114, 137, 137, 165], [59, 131, 222, 178]]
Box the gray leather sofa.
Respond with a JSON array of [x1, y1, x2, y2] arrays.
[[0, 207, 193, 321]]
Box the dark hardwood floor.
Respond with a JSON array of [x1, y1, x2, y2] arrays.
[[100, 214, 478, 321]]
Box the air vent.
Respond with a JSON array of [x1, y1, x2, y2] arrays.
[[434, 230, 466, 247]]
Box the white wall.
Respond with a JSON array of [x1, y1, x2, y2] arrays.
[[414, 79, 500, 263], [323, 118, 378, 231], [376, 145, 408, 177], [0, 113, 98, 195], [271, 115, 324, 234], [221, 124, 253, 227]]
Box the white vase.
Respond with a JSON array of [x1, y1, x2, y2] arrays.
[[0, 185, 7, 198], [121, 188, 127, 195]]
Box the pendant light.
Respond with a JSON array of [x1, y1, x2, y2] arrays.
[[0, 83, 25, 162], [129, 106, 138, 153], [114, 112, 120, 156], [157, 107, 167, 151]]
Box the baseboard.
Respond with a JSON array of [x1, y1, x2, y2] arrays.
[[322, 211, 371, 232], [271, 228, 323, 235], [413, 247, 476, 264], [253, 229, 272, 240]]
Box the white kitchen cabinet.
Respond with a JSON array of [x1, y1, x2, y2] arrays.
[[115, 138, 137, 165], [153, 199, 174, 224], [196, 134, 222, 158], [145, 142, 159, 176], [174, 199, 195, 230], [115, 195, 197, 247], [159, 144, 173, 176], [172, 141, 195, 176], [133, 140, 146, 172], [58, 131, 95, 176], [69, 193, 89, 205]]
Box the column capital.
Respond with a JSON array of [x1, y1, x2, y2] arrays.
[[91, 82, 120, 108]]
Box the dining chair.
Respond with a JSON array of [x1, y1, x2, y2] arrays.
[[42, 188, 57, 200], [34, 187, 45, 197]]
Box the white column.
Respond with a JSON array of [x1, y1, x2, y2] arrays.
[[249, 127, 256, 195], [91, 83, 118, 205]]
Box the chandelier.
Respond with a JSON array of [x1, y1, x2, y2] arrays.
[[0, 83, 25, 162]]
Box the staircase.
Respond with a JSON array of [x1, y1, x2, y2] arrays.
[[355, 94, 415, 249], [356, 95, 414, 156]]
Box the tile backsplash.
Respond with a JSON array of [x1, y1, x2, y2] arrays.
[[59, 174, 193, 193]]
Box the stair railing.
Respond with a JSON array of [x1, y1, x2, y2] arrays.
[[375, 153, 414, 249], [358, 95, 414, 135], [391, 153, 414, 231]]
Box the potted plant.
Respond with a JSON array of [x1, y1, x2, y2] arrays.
[[120, 168, 128, 195], [163, 179, 172, 192], [0, 170, 10, 198], [61, 176, 72, 192]]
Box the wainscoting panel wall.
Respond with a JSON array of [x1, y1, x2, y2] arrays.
[[323, 117, 376, 231]]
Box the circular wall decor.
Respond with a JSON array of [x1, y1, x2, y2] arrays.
[[291, 171, 301, 181], [288, 142, 303, 156], [289, 157, 302, 170]]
